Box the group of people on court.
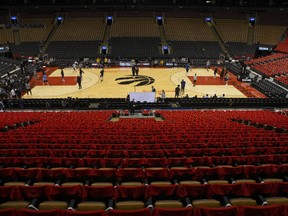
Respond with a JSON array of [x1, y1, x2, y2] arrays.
[[166, 60, 230, 99], [76, 67, 104, 89], [41, 63, 105, 90]]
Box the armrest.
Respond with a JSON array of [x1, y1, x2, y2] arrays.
[[108, 198, 114, 209], [68, 199, 77, 210], [146, 197, 153, 210], [84, 180, 90, 186], [28, 198, 39, 210], [184, 197, 192, 207], [222, 196, 231, 207]]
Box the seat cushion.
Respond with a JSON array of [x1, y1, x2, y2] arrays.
[[170, 167, 188, 170], [208, 180, 229, 184], [0, 201, 29, 210], [179, 181, 201, 185], [91, 182, 113, 186], [121, 182, 143, 186], [263, 178, 283, 183], [266, 197, 288, 205], [229, 198, 257, 206], [116, 201, 145, 210], [155, 200, 183, 208], [33, 182, 55, 186], [77, 201, 106, 211], [150, 181, 171, 186], [4, 182, 25, 186], [235, 179, 256, 183], [192, 199, 221, 208], [62, 182, 84, 186], [75, 167, 92, 170], [39, 201, 68, 210]]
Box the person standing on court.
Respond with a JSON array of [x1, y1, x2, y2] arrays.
[[214, 67, 218, 78], [220, 67, 224, 80], [172, 58, 176, 68], [61, 68, 65, 82], [77, 75, 82, 89], [25, 82, 32, 95], [72, 62, 77, 73], [193, 73, 197, 87], [100, 68, 104, 82], [135, 66, 139, 76], [206, 60, 210, 71], [180, 79, 186, 94], [79, 68, 85, 80], [42, 72, 49, 85], [175, 85, 180, 98], [185, 63, 190, 75], [132, 65, 136, 77]]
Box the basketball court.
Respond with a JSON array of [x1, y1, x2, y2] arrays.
[[22, 67, 266, 99]]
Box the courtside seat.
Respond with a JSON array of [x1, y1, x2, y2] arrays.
[[39, 201, 68, 210], [3, 182, 26, 186], [265, 197, 288, 205], [148, 184, 186, 209], [145, 168, 171, 185], [150, 181, 171, 186], [35, 168, 66, 185], [170, 167, 196, 184], [208, 180, 229, 184], [0, 186, 26, 210], [229, 197, 257, 206], [91, 182, 113, 186], [121, 182, 143, 186], [39, 185, 82, 210], [1, 185, 47, 210], [67, 167, 92, 176], [76, 185, 114, 211], [115, 185, 147, 210], [33, 182, 55, 186], [115, 201, 145, 210], [90, 168, 116, 186], [263, 181, 288, 205], [178, 183, 221, 208], [179, 181, 201, 185], [62, 182, 84, 186], [154, 200, 184, 209], [192, 199, 221, 208], [262, 178, 283, 183], [77, 202, 106, 211], [116, 168, 146, 185], [234, 179, 256, 183], [0, 201, 29, 210]]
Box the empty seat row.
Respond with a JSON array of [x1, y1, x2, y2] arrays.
[[1, 183, 288, 212], [1, 164, 288, 186], [1, 147, 288, 157], [1, 205, 288, 216], [0, 154, 288, 169]]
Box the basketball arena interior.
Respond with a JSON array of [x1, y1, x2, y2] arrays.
[[0, 0, 288, 216]]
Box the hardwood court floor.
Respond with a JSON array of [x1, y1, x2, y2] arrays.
[[23, 67, 266, 99]]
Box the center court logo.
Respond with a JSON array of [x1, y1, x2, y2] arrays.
[[115, 75, 155, 86]]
